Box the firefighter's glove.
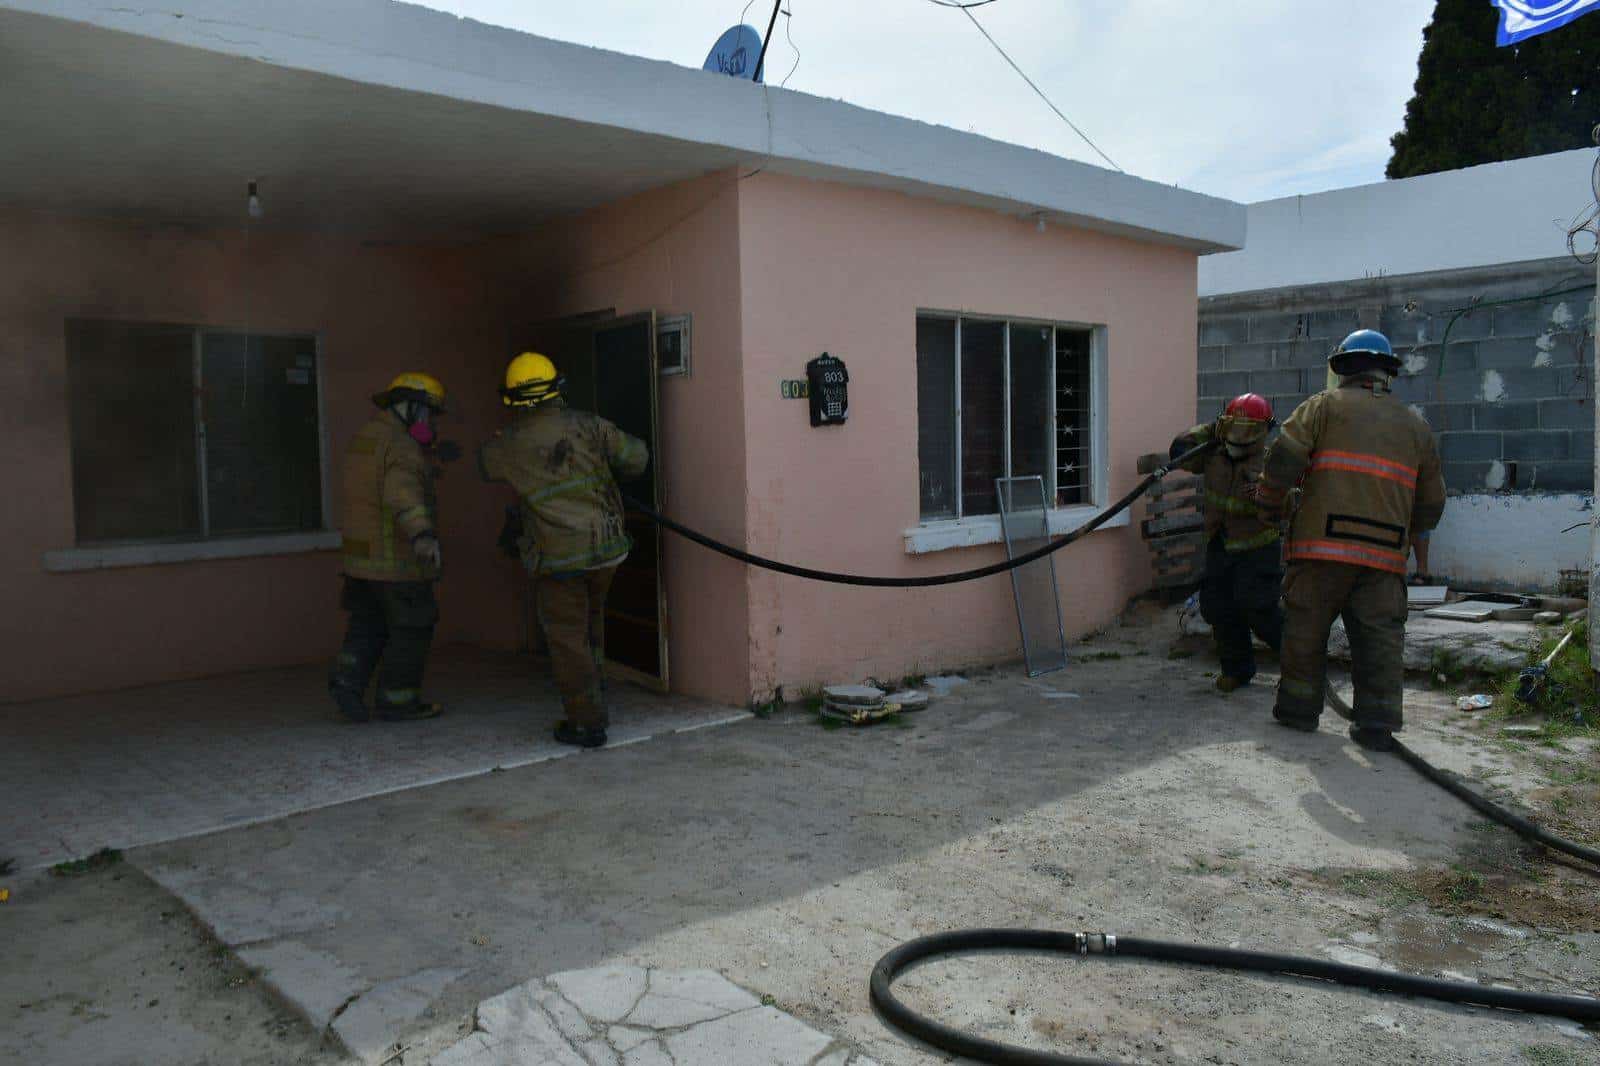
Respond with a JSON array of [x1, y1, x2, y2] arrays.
[[434, 440, 463, 464], [414, 533, 443, 570]]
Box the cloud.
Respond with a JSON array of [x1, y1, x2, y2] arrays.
[[409, 0, 1436, 203]]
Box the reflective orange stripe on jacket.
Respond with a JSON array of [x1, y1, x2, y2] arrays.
[[1307, 449, 1418, 489], [1287, 538, 1408, 573]]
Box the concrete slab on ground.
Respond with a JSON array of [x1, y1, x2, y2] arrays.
[[1329, 615, 1539, 675], [0, 648, 746, 869], [430, 966, 877, 1065]]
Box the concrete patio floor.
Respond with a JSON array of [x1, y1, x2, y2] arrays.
[[0, 648, 747, 869]]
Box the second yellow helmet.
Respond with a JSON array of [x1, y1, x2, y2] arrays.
[[501, 352, 563, 407]]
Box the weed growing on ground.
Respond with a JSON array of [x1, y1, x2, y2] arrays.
[[901, 672, 927, 689], [50, 847, 121, 877], [1334, 869, 1423, 907], [1443, 866, 1486, 905], [0, 856, 15, 876], [1490, 622, 1600, 743], [1083, 651, 1124, 662], [1522, 1044, 1587, 1066], [1168, 649, 1194, 660]]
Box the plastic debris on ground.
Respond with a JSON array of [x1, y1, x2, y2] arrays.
[[1456, 694, 1494, 712]]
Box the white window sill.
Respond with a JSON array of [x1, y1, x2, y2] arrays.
[[903, 506, 1129, 555], [44, 531, 342, 573]]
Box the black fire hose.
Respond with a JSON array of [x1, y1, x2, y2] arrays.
[[869, 929, 1600, 1066], [1392, 739, 1600, 869], [622, 441, 1215, 588]]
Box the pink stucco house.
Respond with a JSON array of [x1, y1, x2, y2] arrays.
[[0, 0, 1244, 708]]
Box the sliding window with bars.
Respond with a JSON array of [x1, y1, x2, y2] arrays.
[[916, 313, 1098, 522]]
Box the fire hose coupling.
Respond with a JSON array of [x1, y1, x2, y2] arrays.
[[1074, 932, 1118, 955]]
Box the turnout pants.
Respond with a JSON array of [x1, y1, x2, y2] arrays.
[[1276, 560, 1407, 732], [535, 565, 618, 731], [1199, 538, 1283, 681], [329, 578, 439, 709]]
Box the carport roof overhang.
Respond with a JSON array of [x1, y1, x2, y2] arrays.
[[0, 0, 1245, 251]]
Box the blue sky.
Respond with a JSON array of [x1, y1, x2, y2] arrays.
[[411, 0, 1437, 203]]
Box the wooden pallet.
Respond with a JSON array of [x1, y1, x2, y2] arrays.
[[1139, 452, 1204, 591]]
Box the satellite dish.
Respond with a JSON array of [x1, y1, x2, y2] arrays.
[[704, 24, 762, 82]]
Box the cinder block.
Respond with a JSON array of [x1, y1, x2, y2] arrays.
[[1443, 461, 1494, 493], [1274, 340, 1330, 369], [1502, 430, 1571, 462], [1429, 341, 1477, 374], [1539, 398, 1593, 429], [1430, 374, 1481, 405], [1436, 309, 1494, 342], [1439, 432, 1502, 462], [1198, 346, 1228, 373], [1529, 461, 1592, 493], [1305, 309, 1361, 340], [1198, 371, 1251, 398], [1492, 302, 1563, 337], [1249, 312, 1305, 343], [1269, 395, 1310, 419], [1475, 336, 1543, 369], [1223, 343, 1275, 371], [1473, 403, 1537, 431], [1490, 367, 1561, 402], [1421, 404, 1475, 431], [1199, 317, 1249, 346], [1248, 368, 1303, 396], [1392, 374, 1447, 404], [1572, 431, 1594, 463], [1379, 305, 1434, 346]]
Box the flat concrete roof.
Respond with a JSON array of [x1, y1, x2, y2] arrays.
[[1199, 149, 1597, 296], [0, 0, 1243, 250]]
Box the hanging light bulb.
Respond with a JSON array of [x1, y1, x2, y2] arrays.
[[247, 180, 264, 220]]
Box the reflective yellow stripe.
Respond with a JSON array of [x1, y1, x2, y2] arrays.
[[541, 535, 632, 573], [1223, 527, 1281, 552], [1281, 678, 1317, 699], [526, 473, 606, 506], [1205, 489, 1259, 515]]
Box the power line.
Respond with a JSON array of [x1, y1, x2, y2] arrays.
[[780, 2, 800, 88], [952, 6, 1123, 172]]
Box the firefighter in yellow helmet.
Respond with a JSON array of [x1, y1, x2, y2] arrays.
[[329, 372, 456, 722], [479, 353, 650, 748], [1258, 331, 1445, 750]]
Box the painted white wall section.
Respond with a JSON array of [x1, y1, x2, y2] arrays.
[[0, 0, 1244, 251], [1199, 149, 1597, 296], [1427, 493, 1592, 592]]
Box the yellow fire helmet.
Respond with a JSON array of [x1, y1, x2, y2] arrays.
[[501, 351, 564, 408], [373, 371, 447, 412]]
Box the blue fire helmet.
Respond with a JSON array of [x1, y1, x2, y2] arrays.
[[1330, 329, 1400, 375]]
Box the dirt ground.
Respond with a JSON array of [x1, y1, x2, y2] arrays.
[[0, 860, 339, 1066], [3, 602, 1598, 1065]]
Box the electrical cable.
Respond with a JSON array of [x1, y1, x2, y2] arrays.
[[1434, 282, 1597, 378], [870, 928, 1600, 1066], [779, 1, 800, 89], [626, 441, 1212, 589], [948, 5, 1122, 172]]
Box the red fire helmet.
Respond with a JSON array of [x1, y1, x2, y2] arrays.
[[1224, 393, 1274, 424]]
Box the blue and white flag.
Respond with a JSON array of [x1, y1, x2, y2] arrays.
[[1491, 0, 1600, 46]]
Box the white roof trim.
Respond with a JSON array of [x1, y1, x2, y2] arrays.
[[1, 0, 1243, 252]]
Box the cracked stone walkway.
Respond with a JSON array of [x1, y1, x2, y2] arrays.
[[430, 966, 878, 1066]]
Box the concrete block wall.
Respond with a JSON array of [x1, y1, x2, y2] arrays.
[[1198, 258, 1597, 496]]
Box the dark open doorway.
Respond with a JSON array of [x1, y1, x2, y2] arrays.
[[510, 311, 668, 690]]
